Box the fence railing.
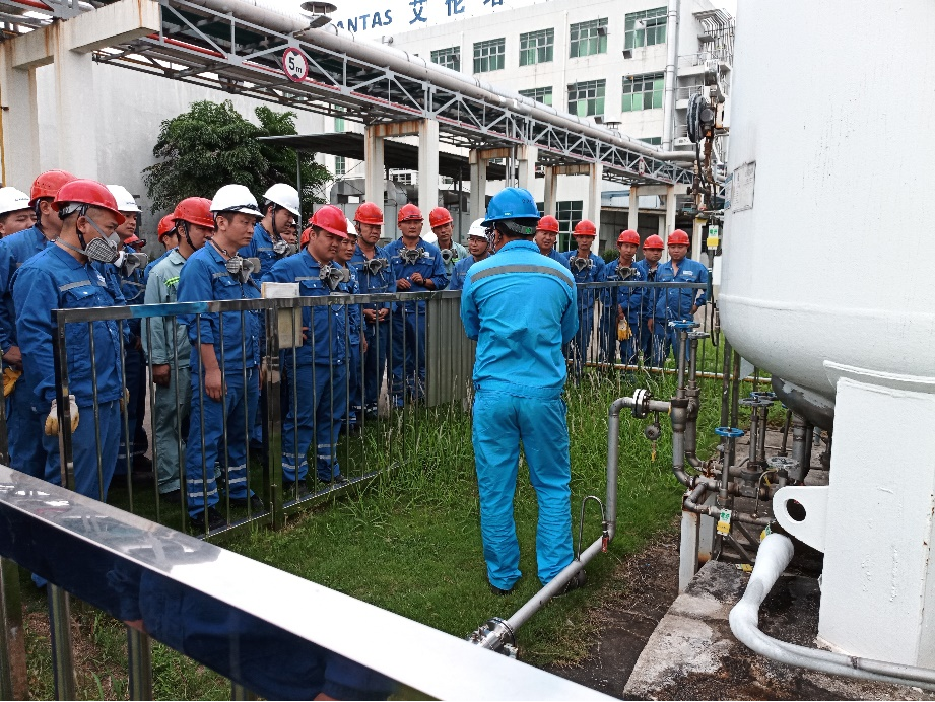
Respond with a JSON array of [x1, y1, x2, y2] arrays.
[[0, 466, 611, 701]]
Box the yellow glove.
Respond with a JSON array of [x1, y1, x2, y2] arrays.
[[45, 395, 79, 436], [2, 367, 21, 397], [617, 319, 631, 341]]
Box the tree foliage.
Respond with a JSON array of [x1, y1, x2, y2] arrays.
[[143, 100, 330, 219]]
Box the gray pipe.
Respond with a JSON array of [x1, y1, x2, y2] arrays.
[[661, 0, 681, 150], [730, 535, 935, 691]]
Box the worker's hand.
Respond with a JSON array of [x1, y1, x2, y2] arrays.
[[617, 306, 625, 321], [410, 272, 424, 286], [363, 309, 378, 324], [690, 304, 698, 315], [204, 367, 223, 402], [152, 364, 171, 387], [647, 319, 654, 332], [361, 337, 369, 354], [378, 308, 390, 322], [45, 395, 79, 436], [2, 345, 22, 370], [119, 388, 130, 412], [396, 278, 411, 291], [260, 358, 280, 385]]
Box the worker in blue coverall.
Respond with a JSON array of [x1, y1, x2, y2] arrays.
[[12, 179, 127, 500], [637, 234, 664, 365], [0, 170, 75, 478], [385, 204, 448, 407], [461, 187, 584, 596], [335, 222, 365, 431], [178, 184, 264, 533], [0, 186, 35, 237], [652, 229, 708, 366], [534, 215, 571, 268], [241, 184, 300, 449], [447, 218, 490, 291], [564, 220, 604, 375], [599, 229, 644, 367], [106, 185, 151, 485], [267, 205, 352, 495], [348, 202, 395, 420]]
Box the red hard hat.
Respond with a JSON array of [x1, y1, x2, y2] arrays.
[[125, 234, 146, 250], [311, 205, 349, 238], [429, 207, 453, 229], [397, 203, 423, 223], [354, 201, 384, 225], [537, 215, 559, 233], [173, 197, 214, 228], [617, 229, 640, 245], [643, 234, 664, 250], [669, 229, 690, 245], [52, 179, 126, 225], [573, 219, 597, 236], [157, 214, 178, 241], [29, 169, 77, 208], [301, 226, 312, 248]]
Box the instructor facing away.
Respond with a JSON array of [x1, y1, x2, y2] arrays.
[[460, 187, 583, 595]]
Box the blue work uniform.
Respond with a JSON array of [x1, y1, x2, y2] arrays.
[[240, 222, 290, 282], [0, 224, 53, 478], [599, 259, 645, 367], [13, 244, 126, 500], [348, 245, 395, 417], [652, 257, 709, 366], [461, 239, 578, 591], [635, 259, 660, 364], [543, 249, 571, 269], [266, 250, 349, 485], [113, 243, 149, 475], [384, 237, 448, 405], [448, 254, 488, 291], [563, 251, 604, 372], [178, 243, 261, 518], [339, 261, 363, 428]]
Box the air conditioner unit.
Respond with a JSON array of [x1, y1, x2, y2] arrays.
[[593, 116, 604, 124]]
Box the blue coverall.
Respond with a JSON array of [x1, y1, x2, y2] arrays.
[[652, 257, 709, 366], [0, 225, 52, 478], [461, 239, 579, 590], [599, 259, 645, 366], [447, 254, 487, 291], [339, 262, 362, 428], [114, 243, 148, 475], [635, 259, 660, 364], [266, 250, 349, 484], [384, 237, 448, 406], [13, 244, 126, 500], [544, 249, 571, 268], [563, 251, 604, 370], [178, 244, 261, 517], [348, 245, 396, 417]]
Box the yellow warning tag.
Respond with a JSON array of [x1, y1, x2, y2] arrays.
[[759, 523, 772, 542], [716, 508, 732, 535], [735, 563, 753, 573], [651, 442, 657, 463]]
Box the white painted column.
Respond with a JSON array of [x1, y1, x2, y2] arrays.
[[0, 45, 39, 189], [663, 184, 677, 262], [627, 185, 640, 231], [52, 38, 98, 179], [363, 126, 385, 207], [692, 217, 704, 260], [775, 363, 935, 667], [469, 150, 487, 221], [417, 118, 439, 235], [516, 145, 538, 192], [587, 162, 603, 253], [543, 165, 557, 216]]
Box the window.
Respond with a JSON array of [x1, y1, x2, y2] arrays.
[[473, 38, 506, 73], [390, 170, 414, 186], [570, 18, 607, 58], [624, 7, 667, 50], [334, 105, 346, 133], [430, 46, 461, 72], [335, 156, 345, 176], [568, 79, 605, 118], [519, 86, 553, 107], [622, 73, 664, 112], [639, 136, 662, 146], [519, 28, 554, 66], [536, 201, 545, 217], [556, 200, 583, 251]]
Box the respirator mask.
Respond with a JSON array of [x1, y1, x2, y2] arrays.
[[362, 258, 389, 276], [320, 263, 351, 291], [399, 247, 426, 266], [440, 249, 458, 265], [272, 238, 297, 257], [114, 249, 148, 277], [570, 256, 592, 273], [225, 256, 261, 284]]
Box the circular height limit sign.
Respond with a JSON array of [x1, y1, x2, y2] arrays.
[[282, 48, 309, 82]]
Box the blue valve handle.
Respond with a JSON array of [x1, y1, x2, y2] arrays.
[[715, 426, 744, 438]]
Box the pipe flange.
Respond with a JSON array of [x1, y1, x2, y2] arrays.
[[631, 389, 652, 418], [767, 457, 799, 472]]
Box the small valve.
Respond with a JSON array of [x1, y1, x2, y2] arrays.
[[644, 422, 662, 442]]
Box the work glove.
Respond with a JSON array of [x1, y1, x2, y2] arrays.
[[2, 367, 20, 397], [45, 395, 79, 436]]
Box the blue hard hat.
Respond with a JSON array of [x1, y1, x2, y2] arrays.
[[482, 187, 540, 226]]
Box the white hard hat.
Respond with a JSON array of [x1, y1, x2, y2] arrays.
[[210, 184, 262, 217], [106, 184, 142, 213], [467, 218, 487, 239], [346, 218, 357, 236], [0, 187, 31, 216], [263, 183, 300, 217]]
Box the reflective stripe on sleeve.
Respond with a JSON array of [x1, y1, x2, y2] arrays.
[[469, 264, 574, 286]]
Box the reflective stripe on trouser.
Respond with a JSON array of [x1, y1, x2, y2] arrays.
[[117, 347, 148, 469], [281, 361, 347, 483], [43, 399, 120, 500], [471, 390, 573, 590], [7, 381, 49, 479], [153, 366, 191, 494], [185, 367, 258, 517], [362, 321, 389, 413], [391, 309, 425, 404]]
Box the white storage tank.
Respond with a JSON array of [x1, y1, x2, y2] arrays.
[[720, 0, 935, 401]]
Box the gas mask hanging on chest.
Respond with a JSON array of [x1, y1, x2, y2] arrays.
[[272, 238, 297, 257], [362, 257, 389, 276], [570, 256, 593, 274], [320, 263, 351, 291], [114, 249, 149, 277], [440, 248, 458, 265], [226, 256, 261, 284], [399, 247, 425, 266]]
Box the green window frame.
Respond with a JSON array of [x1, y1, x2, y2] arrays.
[[473, 38, 506, 73], [624, 7, 667, 50], [430, 46, 461, 72], [519, 28, 554, 66], [556, 200, 583, 252], [518, 86, 553, 107], [568, 79, 605, 118], [622, 73, 664, 112], [334, 156, 345, 176], [570, 18, 608, 58]]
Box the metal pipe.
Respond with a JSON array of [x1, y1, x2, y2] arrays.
[[670, 399, 691, 487], [778, 409, 792, 458], [730, 535, 935, 692], [729, 351, 741, 468], [661, 0, 681, 150]]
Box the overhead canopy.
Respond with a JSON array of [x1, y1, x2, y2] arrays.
[[259, 133, 508, 182]]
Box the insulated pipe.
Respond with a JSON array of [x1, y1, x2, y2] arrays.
[[730, 535, 935, 692], [661, 0, 681, 150]]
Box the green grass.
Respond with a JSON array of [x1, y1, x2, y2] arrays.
[[17, 367, 728, 698]]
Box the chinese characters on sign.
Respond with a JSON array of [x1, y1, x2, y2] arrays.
[[334, 0, 514, 32]]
